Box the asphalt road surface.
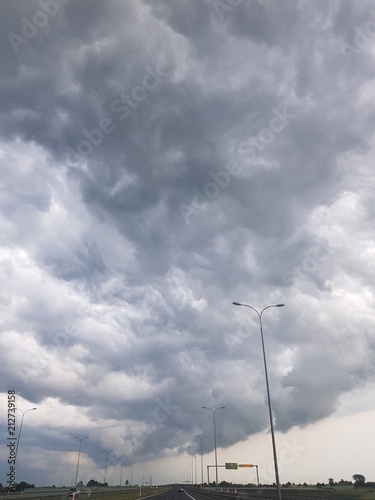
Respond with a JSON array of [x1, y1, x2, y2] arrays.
[[154, 486, 236, 500]]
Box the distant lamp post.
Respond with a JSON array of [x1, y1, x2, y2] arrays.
[[194, 434, 208, 485], [194, 450, 198, 485], [102, 449, 113, 486], [233, 301, 285, 500], [15, 407, 37, 484], [202, 406, 225, 491], [74, 436, 89, 487], [120, 458, 127, 486]]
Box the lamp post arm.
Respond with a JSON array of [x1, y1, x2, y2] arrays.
[[260, 305, 277, 316], [14, 408, 37, 462]]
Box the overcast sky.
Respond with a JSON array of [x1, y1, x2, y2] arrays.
[[1, 0, 375, 488]]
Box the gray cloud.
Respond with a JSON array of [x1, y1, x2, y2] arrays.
[[1, 0, 375, 486]]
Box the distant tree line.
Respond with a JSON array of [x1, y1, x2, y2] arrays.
[[317, 475, 375, 489], [87, 479, 108, 487], [85, 479, 130, 487], [0, 481, 35, 492], [213, 476, 375, 490]]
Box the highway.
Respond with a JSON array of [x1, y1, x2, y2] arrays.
[[162, 486, 239, 500], [2, 485, 353, 500], [157, 486, 221, 500]]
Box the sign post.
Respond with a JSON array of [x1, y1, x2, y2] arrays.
[[238, 464, 259, 491]]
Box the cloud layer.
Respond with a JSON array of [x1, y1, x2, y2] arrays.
[[1, 0, 375, 486]]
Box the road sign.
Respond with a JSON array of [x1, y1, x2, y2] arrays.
[[225, 463, 238, 469], [238, 464, 254, 468]]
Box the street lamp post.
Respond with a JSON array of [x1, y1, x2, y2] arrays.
[[15, 407, 37, 485], [102, 449, 113, 486], [120, 458, 127, 486], [194, 434, 208, 485], [189, 460, 194, 485], [233, 301, 285, 500], [194, 451, 197, 485], [74, 436, 89, 487], [202, 406, 225, 492]]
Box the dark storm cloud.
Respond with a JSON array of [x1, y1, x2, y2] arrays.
[[1, 0, 375, 486]]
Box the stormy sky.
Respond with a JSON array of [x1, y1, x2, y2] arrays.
[[1, 0, 375, 488]]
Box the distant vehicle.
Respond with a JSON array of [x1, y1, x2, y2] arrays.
[[178, 488, 183, 492], [66, 487, 80, 497]]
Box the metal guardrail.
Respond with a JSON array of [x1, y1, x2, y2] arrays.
[[0, 487, 168, 500], [185, 487, 358, 500]]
